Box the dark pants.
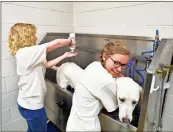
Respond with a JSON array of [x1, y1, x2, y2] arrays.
[[18, 104, 47, 132]]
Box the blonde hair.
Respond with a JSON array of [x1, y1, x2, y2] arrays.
[[100, 41, 130, 66], [8, 23, 37, 56]]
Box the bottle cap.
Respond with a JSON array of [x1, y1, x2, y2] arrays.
[[69, 33, 75, 38]]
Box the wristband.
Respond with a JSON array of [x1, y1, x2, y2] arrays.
[[68, 38, 72, 46]]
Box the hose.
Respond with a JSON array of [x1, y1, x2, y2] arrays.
[[136, 69, 145, 86], [141, 50, 154, 55], [126, 30, 160, 86], [126, 56, 146, 86]]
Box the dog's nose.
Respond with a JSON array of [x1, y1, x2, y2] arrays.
[[122, 118, 130, 123]]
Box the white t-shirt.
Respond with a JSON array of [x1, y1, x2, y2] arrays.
[[16, 44, 47, 110], [66, 61, 118, 131]]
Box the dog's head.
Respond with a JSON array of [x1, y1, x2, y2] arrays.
[[116, 77, 143, 124]]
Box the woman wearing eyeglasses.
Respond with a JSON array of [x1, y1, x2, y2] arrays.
[[66, 41, 130, 131], [100, 41, 130, 77]]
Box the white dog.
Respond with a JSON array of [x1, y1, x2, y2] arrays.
[[55, 62, 84, 89], [116, 77, 143, 123], [56, 62, 143, 124]]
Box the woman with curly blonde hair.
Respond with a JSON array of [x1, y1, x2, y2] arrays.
[[8, 23, 78, 132]]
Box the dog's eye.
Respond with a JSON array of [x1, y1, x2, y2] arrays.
[[119, 98, 125, 102], [132, 101, 137, 105]]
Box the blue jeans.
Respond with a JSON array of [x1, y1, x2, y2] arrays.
[[18, 104, 47, 132]]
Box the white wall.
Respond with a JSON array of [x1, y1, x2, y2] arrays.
[[73, 2, 173, 38], [1, 2, 73, 131]]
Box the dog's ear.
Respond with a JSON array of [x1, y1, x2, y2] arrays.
[[139, 86, 144, 106]]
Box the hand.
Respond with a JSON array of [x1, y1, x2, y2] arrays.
[[68, 37, 76, 46], [63, 51, 78, 58]]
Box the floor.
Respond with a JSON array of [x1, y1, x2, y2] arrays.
[[21, 121, 61, 132]]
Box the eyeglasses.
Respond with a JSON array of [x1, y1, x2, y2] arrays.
[[109, 56, 128, 69]]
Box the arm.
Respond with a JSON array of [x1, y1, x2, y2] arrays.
[[17, 43, 77, 71], [46, 39, 74, 53], [99, 83, 118, 112], [45, 51, 78, 68], [51, 66, 58, 70]]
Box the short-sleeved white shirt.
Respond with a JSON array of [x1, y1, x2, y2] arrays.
[[16, 44, 47, 110], [66, 61, 118, 131]]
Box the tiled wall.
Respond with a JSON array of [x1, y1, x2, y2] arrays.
[[162, 41, 173, 131], [1, 2, 73, 131], [73, 2, 173, 38], [162, 74, 173, 131]]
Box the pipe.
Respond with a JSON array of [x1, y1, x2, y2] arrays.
[[142, 30, 160, 57]]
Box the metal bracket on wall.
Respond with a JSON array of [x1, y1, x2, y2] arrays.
[[155, 69, 167, 80], [164, 64, 173, 73], [150, 69, 167, 94]]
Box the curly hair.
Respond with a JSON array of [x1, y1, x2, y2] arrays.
[[100, 40, 131, 66], [8, 23, 37, 56]]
